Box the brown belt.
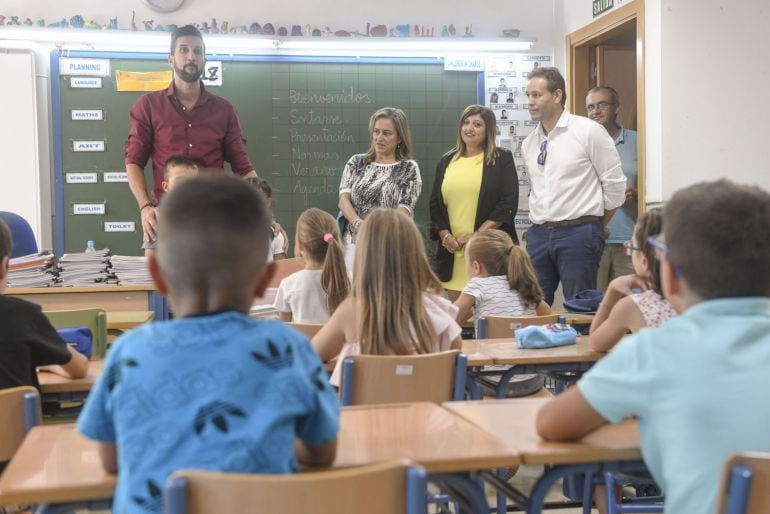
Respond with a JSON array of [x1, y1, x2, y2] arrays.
[[534, 215, 602, 229]]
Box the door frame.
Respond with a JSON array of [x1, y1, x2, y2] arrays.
[[566, 0, 646, 213]]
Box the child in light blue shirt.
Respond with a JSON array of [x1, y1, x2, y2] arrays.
[[537, 179, 770, 514]]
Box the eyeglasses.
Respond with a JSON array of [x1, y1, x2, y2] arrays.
[[622, 240, 641, 257], [537, 140, 548, 165], [646, 235, 681, 278], [586, 101, 616, 113]]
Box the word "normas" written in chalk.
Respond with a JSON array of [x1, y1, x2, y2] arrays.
[[289, 87, 372, 105]]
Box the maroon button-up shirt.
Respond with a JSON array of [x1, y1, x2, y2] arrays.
[[124, 82, 254, 202]]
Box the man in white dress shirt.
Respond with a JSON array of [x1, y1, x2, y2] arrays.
[[521, 67, 626, 305]]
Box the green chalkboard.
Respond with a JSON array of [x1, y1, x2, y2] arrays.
[[54, 52, 479, 255]]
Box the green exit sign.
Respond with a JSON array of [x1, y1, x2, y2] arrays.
[[593, 0, 614, 17]]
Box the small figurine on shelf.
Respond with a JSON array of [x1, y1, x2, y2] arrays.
[[220, 21, 229, 33], [36, 19, 46, 27], [23, 18, 33, 26], [291, 25, 302, 36], [370, 24, 387, 37], [107, 17, 118, 30], [70, 15, 85, 28], [142, 19, 154, 31], [464, 24, 474, 37], [200, 21, 210, 33], [278, 26, 288, 36], [248, 22, 261, 34], [448, 24, 456, 36], [49, 18, 68, 28], [393, 24, 410, 37], [413, 24, 420, 37], [85, 20, 102, 29], [334, 29, 351, 37], [131, 11, 137, 31], [0, 16, 6, 26], [311, 28, 322, 36], [9, 16, 21, 26], [441, 25, 449, 37], [263, 22, 275, 35], [210, 18, 218, 33]]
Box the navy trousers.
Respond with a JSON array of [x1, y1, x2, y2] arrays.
[[526, 220, 605, 306]]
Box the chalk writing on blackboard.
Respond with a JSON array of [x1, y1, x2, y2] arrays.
[[289, 87, 373, 105]]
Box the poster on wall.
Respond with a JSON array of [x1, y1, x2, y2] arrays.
[[485, 54, 551, 238]]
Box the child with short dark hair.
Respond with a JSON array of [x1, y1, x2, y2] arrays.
[[142, 154, 198, 257], [78, 174, 339, 514], [537, 179, 770, 514], [0, 219, 88, 392]]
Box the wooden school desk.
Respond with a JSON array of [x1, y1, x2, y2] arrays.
[[38, 360, 104, 407], [0, 403, 515, 513], [7, 284, 169, 321], [465, 337, 604, 399], [105, 310, 154, 331], [444, 397, 644, 514], [0, 424, 114, 511]]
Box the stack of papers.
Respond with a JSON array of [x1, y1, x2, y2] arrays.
[[57, 248, 113, 286], [7, 252, 58, 288], [110, 255, 152, 285]]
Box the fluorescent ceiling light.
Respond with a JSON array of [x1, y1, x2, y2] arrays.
[[0, 27, 533, 56]]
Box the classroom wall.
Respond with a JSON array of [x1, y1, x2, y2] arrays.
[[0, 0, 554, 43], [1, 0, 556, 250], [554, 0, 770, 204]]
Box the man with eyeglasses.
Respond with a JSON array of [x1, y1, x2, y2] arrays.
[[521, 67, 626, 305], [586, 86, 638, 291]]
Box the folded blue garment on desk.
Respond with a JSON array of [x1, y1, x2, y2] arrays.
[[57, 326, 93, 358], [515, 324, 578, 349]]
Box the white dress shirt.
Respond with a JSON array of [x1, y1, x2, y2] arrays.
[[522, 110, 626, 224]]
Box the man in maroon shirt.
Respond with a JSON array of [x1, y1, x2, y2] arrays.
[[125, 25, 257, 246]]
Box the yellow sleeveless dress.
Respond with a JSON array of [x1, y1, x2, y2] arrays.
[[440, 154, 483, 291]]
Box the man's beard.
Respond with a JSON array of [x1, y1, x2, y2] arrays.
[[176, 63, 203, 83]]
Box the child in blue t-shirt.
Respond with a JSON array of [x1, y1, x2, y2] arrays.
[[537, 180, 770, 514], [78, 174, 339, 514]]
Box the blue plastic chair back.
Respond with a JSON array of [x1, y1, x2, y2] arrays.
[[0, 211, 38, 258]]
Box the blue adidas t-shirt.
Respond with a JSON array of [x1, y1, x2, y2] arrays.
[[78, 311, 339, 514]]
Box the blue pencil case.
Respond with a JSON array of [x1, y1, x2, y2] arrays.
[[515, 324, 578, 349]]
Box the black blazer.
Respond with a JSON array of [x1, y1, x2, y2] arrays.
[[428, 148, 519, 282]]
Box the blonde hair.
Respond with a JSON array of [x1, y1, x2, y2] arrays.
[[466, 230, 544, 308], [296, 208, 350, 314], [352, 209, 443, 355], [449, 105, 499, 165], [362, 107, 414, 163]]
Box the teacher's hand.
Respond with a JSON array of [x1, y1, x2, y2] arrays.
[[443, 234, 461, 253], [456, 234, 473, 248], [141, 205, 158, 242]]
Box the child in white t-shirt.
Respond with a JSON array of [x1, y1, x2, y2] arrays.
[[250, 178, 286, 261], [454, 229, 552, 324], [275, 208, 349, 323]]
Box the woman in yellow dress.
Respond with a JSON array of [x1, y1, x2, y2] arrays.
[[429, 105, 519, 299]]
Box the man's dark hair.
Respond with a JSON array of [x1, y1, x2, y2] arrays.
[[665, 179, 770, 299], [587, 85, 620, 106], [170, 24, 204, 54], [0, 219, 12, 261], [528, 67, 567, 108], [163, 155, 199, 180], [157, 174, 272, 297]]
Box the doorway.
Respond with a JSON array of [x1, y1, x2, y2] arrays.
[[566, 0, 645, 211]]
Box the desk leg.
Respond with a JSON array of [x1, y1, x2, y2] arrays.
[[429, 472, 490, 514], [149, 291, 168, 321], [467, 367, 484, 400]]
